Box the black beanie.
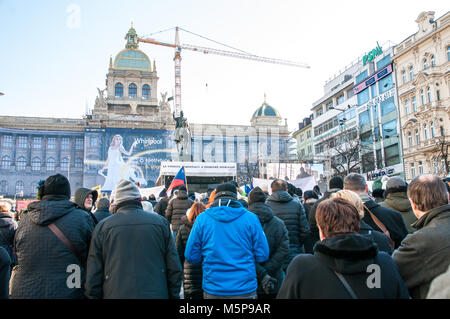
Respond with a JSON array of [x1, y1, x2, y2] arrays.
[[215, 182, 237, 200], [329, 176, 344, 190], [42, 174, 71, 199], [248, 187, 267, 205]]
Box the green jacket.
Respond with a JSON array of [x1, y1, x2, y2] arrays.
[[380, 191, 417, 234], [393, 204, 450, 299]]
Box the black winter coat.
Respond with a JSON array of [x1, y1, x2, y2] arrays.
[[166, 191, 194, 231], [93, 208, 112, 223], [266, 191, 309, 270], [175, 215, 203, 299], [359, 220, 393, 255], [0, 246, 10, 299], [248, 202, 289, 296], [362, 198, 408, 249], [85, 200, 182, 299], [308, 188, 341, 246], [277, 234, 410, 299], [0, 212, 17, 264], [11, 195, 95, 299], [393, 204, 450, 299], [154, 198, 169, 218]]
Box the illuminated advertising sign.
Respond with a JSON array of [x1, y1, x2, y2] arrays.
[[353, 64, 392, 95]]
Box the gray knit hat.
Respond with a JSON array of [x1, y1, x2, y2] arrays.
[[114, 179, 142, 205], [386, 176, 407, 189]]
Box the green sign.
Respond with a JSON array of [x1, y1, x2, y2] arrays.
[[363, 45, 383, 66]]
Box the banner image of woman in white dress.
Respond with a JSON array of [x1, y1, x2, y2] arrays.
[[98, 134, 138, 191]]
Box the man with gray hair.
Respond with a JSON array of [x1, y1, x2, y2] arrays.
[[344, 173, 408, 249], [380, 177, 417, 234], [85, 179, 182, 298], [393, 174, 450, 298]]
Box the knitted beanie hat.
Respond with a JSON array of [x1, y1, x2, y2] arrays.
[[114, 179, 141, 205], [40, 174, 71, 199]]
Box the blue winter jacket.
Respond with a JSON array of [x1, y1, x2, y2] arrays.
[[185, 199, 269, 296]]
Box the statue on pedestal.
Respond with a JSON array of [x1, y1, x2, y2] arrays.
[[173, 110, 191, 161]]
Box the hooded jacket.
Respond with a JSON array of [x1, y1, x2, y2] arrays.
[[380, 188, 417, 234], [11, 195, 95, 299], [165, 190, 194, 231], [277, 234, 409, 299], [85, 200, 182, 299], [0, 212, 17, 263], [74, 188, 99, 225], [248, 201, 289, 296], [185, 199, 269, 296], [266, 190, 310, 269], [393, 204, 450, 299], [175, 215, 203, 299]]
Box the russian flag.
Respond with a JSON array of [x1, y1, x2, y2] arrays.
[[167, 166, 187, 192]]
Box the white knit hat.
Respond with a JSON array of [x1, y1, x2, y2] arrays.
[[114, 179, 142, 205]]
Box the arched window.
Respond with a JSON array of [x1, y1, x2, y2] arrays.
[[431, 55, 436, 67], [431, 121, 435, 138], [424, 124, 429, 140], [415, 129, 420, 145], [61, 157, 69, 171], [47, 157, 56, 171], [115, 83, 123, 98], [15, 181, 24, 194], [31, 157, 41, 171], [75, 158, 83, 168], [31, 181, 39, 196], [404, 99, 410, 115], [423, 58, 429, 70], [128, 83, 137, 98], [1, 156, 11, 170], [17, 157, 26, 171], [0, 180, 7, 195], [142, 84, 150, 100], [427, 87, 431, 103], [408, 132, 413, 147], [409, 66, 414, 81]]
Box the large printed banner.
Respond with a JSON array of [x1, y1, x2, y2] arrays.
[[86, 128, 175, 191]]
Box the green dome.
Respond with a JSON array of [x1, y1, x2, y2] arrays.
[[252, 102, 281, 118], [114, 49, 151, 71]]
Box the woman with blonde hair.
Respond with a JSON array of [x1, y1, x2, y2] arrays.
[[175, 201, 206, 299], [332, 190, 393, 254]]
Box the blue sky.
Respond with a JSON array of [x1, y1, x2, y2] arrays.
[[0, 0, 448, 129]]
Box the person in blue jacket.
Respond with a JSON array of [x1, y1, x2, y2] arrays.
[[185, 182, 269, 299]]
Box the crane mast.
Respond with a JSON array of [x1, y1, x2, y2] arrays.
[[137, 27, 309, 118]]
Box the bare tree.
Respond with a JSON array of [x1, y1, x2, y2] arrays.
[[431, 135, 450, 176]]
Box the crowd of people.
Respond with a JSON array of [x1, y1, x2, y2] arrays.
[[0, 172, 449, 299]]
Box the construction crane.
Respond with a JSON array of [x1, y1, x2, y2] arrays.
[[137, 27, 310, 116]]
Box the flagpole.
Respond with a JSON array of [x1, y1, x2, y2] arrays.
[[183, 166, 189, 195]]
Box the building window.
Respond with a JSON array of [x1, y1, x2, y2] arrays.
[[424, 124, 429, 140], [75, 158, 83, 168], [142, 84, 150, 100], [31, 157, 41, 171], [115, 82, 124, 98], [347, 89, 354, 98], [128, 83, 137, 98], [61, 157, 70, 171], [440, 126, 445, 136], [18, 136, 27, 148], [434, 157, 439, 174], [75, 138, 84, 150], [47, 157, 56, 171], [32, 137, 42, 149], [337, 95, 344, 105], [326, 101, 333, 111], [356, 70, 368, 84], [418, 161, 424, 175], [61, 138, 70, 150], [359, 110, 371, 126], [448, 46, 450, 61], [412, 96, 417, 112], [1, 156, 11, 170], [402, 71, 407, 84], [90, 137, 98, 147], [382, 119, 397, 139], [408, 132, 413, 147], [381, 97, 395, 116], [427, 87, 431, 103], [3, 135, 12, 148], [436, 90, 440, 101], [404, 99, 410, 115], [431, 122, 435, 138], [384, 143, 400, 167], [0, 181, 7, 195], [31, 181, 38, 197], [357, 88, 370, 106], [47, 137, 56, 150], [415, 129, 420, 145], [379, 74, 393, 94], [307, 145, 312, 154], [423, 58, 429, 70], [420, 90, 425, 105], [410, 162, 416, 179], [376, 54, 391, 70], [15, 181, 24, 195], [409, 66, 414, 81], [17, 157, 26, 171], [431, 55, 436, 67]]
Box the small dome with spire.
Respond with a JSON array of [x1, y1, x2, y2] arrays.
[[251, 94, 283, 127]]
